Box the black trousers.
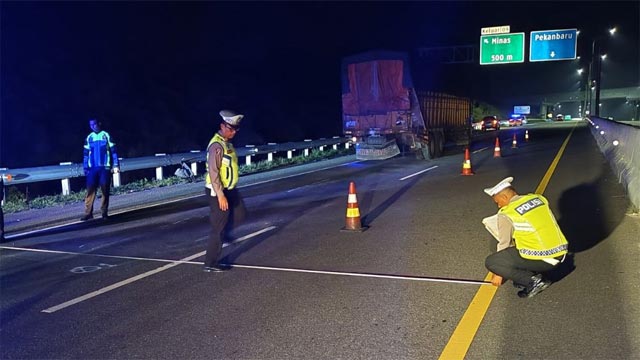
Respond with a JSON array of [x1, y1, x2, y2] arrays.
[[485, 247, 556, 286], [84, 167, 112, 216], [203, 188, 246, 267]]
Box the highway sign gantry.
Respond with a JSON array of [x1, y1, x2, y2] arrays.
[[530, 29, 577, 62], [480, 33, 525, 65]]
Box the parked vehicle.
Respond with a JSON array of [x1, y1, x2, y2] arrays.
[[342, 51, 472, 160], [482, 115, 500, 131]]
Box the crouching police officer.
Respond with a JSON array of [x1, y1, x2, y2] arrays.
[[483, 177, 568, 298]]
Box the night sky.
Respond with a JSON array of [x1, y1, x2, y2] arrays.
[[1, 1, 638, 169]]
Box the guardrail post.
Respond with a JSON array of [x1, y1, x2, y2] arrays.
[[333, 136, 340, 150], [113, 166, 121, 188], [59, 162, 72, 195], [304, 139, 312, 157], [287, 150, 293, 159], [267, 143, 276, 162], [155, 153, 165, 180], [245, 145, 255, 166], [190, 150, 200, 175], [319, 145, 324, 152], [345, 142, 350, 149]]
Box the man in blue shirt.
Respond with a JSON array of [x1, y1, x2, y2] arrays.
[[81, 119, 119, 220]]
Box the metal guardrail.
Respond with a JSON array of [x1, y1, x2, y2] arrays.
[[587, 116, 640, 211], [0, 137, 352, 195]]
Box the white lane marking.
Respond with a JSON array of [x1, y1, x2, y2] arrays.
[[41, 251, 206, 313], [1, 225, 278, 265], [7, 161, 359, 239], [472, 147, 490, 154], [227, 226, 276, 244], [399, 165, 438, 181], [4, 193, 205, 240], [230, 264, 491, 286], [286, 180, 330, 193], [0, 245, 203, 265], [5, 242, 489, 286], [39, 226, 276, 313], [247, 161, 362, 188]]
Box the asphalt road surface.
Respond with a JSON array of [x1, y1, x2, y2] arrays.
[[1, 121, 639, 359]]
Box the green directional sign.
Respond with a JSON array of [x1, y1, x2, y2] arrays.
[[480, 33, 525, 65]]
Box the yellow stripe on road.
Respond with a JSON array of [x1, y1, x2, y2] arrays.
[[438, 123, 576, 359], [535, 123, 576, 194], [438, 273, 497, 360]]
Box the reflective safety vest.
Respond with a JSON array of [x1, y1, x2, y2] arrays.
[[499, 194, 568, 260], [205, 133, 239, 190], [84, 131, 118, 168]]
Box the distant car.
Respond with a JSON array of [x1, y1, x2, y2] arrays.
[[508, 115, 523, 127], [556, 114, 564, 121], [482, 115, 500, 131]]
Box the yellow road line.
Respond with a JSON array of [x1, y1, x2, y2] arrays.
[[438, 123, 577, 360], [535, 124, 576, 194], [438, 273, 497, 360]]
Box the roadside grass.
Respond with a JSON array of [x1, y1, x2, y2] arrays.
[[3, 148, 354, 213]]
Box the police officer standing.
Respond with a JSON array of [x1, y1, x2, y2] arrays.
[[81, 118, 119, 221], [483, 177, 569, 298], [203, 110, 247, 272]]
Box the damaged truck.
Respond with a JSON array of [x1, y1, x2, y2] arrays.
[[341, 51, 472, 160]]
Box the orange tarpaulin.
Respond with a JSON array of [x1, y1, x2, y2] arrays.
[[342, 59, 410, 115]]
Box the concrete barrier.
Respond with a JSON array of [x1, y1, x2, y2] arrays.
[[588, 116, 640, 212]]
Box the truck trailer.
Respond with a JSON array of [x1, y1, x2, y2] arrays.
[[341, 51, 472, 160]]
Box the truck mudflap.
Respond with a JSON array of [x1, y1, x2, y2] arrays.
[[355, 140, 400, 160]]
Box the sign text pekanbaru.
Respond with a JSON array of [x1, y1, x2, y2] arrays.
[[480, 33, 525, 65], [530, 29, 577, 62]]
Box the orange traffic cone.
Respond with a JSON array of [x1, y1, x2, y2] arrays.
[[461, 147, 474, 175], [341, 181, 368, 232], [525, 130, 529, 142], [511, 133, 518, 149], [493, 137, 502, 158]]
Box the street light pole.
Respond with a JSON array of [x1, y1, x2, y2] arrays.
[[586, 60, 593, 116], [593, 40, 602, 116], [590, 27, 617, 117]]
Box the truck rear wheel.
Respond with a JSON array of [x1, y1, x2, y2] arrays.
[[428, 132, 437, 158], [436, 131, 444, 157], [428, 131, 444, 158]]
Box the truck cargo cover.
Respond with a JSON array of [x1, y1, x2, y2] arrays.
[[341, 51, 413, 115]]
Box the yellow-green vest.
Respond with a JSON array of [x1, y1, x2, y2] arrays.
[[205, 133, 239, 190], [499, 194, 568, 260]]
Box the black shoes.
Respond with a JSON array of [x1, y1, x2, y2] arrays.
[[518, 274, 551, 298], [203, 264, 231, 273]]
